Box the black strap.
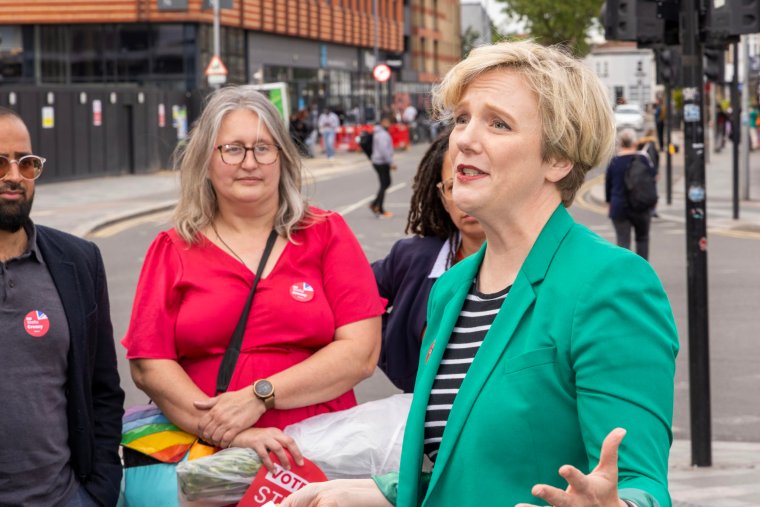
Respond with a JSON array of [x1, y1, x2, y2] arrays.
[[215, 229, 278, 394]]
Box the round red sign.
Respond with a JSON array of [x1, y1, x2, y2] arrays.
[[372, 64, 392, 83]]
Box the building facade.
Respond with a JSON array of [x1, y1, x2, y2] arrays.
[[585, 41, 657, 108], [460, 2, 492, 50], [0, 0, 462, 179]]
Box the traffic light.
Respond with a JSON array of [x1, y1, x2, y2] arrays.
[[704, 46, 726, 83], [604, 0, 663, 44], [702, 0, 760, 39], [657, 47, 681, 87]]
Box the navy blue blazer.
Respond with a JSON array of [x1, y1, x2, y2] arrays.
[[36, 225, 124, 507], [372, 236, 452, 393]]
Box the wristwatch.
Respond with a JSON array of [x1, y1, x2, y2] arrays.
[[253, 379, 275, 410]]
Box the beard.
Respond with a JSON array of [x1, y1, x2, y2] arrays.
[[0, 182, 34, 233]]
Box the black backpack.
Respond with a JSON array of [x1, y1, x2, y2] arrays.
[[624, 155, 658, 212], [357, 131, 373, 159]]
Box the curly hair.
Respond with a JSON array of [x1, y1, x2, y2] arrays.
[[406, 128, 457, 241]]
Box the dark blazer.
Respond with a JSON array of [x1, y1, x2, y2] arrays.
[[36, 225, 124, 507], [372, 236, 449, 392]]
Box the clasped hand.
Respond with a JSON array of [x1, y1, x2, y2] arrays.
[[194, 388, 265, 448]]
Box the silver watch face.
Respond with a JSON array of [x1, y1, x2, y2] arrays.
[[255, 379, 274, 397]]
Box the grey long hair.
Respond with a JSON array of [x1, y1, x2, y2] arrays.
[[172, 85, 312, 244]]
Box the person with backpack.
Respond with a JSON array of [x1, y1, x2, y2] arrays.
[[606, 128, 658, 260]]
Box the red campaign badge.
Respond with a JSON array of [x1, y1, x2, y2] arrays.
[[239, 452, 328, 506], [24, 310, 50, 338], [289, 282, 315, 302]]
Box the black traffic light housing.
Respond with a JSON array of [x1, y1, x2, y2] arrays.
[[703, 45, 726, 83], [604, 0, 664, 43], [656, 46, 681, 87]]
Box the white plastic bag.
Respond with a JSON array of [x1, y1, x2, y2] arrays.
[[283, 394, 412, 480]]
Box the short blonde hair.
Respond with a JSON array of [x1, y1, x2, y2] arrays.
[[432, 40, 615, 206], [173, 85, 311, 244]]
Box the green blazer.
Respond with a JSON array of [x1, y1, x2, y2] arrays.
[[376, 205, 679, 507]]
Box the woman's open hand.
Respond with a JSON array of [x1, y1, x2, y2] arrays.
[[516, 428, 628, 507], [230, 427, 304, 472], [194, 388, 266, 448]]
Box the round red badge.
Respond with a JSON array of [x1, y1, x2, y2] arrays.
[[290, 282, 314, 302], [24, 310, 50, 338]]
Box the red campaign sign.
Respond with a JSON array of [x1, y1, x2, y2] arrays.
[[238, 452, 327, 506]]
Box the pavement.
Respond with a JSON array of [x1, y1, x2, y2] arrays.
[[28, 144, 760, 507]]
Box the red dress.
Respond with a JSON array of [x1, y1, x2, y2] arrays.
[[122, 209, 386, 429]]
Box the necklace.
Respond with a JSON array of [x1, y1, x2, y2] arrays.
[[210, 222, 248, 268]]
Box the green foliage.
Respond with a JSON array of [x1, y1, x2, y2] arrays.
[[495, 0, 605, 56]]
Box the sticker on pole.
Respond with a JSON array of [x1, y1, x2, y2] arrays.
[[373, 63, 391, 82], [238, 452, 327, 506]]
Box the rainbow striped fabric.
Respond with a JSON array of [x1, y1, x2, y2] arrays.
[[121, 404, 198, 463]]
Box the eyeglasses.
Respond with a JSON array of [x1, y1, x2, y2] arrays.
[[0, 155, 46, 180], [436, 178, 454, 199], [216, 143, 280, 166]]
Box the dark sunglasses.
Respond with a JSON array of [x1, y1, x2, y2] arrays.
[[0, 155, 46, 180]]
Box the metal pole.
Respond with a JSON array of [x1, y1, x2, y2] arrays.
[[373, 0, 380, 122], [680, 0, 712, 468], [213, 0, 221, 59], [732, 41, 741, 219], [741, 35, 751, 200], [666, 82, 673, 205]]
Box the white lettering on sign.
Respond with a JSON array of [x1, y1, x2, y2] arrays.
[[253, 487, 285, 504], [265, 467, 309, 494]]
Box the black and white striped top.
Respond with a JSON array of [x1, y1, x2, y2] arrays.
[[423, 280, 510, 463]]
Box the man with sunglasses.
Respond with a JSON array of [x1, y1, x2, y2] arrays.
[[0, 108, 124, 507]]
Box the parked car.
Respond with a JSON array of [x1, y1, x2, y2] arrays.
[[614, 103, 645, 131]]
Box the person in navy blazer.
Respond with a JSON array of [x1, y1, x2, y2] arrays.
[[372, 132, 484, 392], [0, 108, 124, 506]]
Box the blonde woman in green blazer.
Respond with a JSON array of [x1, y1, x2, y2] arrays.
[[281, 40, 679, 507]]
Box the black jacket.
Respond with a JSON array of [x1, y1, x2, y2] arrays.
[[36, 225, 124, 507]]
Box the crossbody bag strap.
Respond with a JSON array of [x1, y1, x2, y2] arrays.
[[215, 229, 279, 395]]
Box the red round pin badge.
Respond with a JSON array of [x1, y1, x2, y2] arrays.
[[24, 310, 50, 337], [290, 282, 314, 302]]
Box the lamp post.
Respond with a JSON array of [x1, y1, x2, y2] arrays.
[[373, 0, 380, 122]]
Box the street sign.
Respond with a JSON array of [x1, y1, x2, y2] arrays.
[[205, 55, 228, 86], [372, 63, 391, 83]]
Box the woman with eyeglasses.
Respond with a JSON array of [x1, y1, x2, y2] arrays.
[[122, 86, 385, 474], [372, 131, 485, 393]]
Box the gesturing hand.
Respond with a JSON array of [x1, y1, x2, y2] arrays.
[[516, 428, 628, 507], [194, 388, 266, 448]]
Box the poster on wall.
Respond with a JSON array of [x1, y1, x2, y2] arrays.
[[41, 107, 55, 129], [92, 100, 103, 127]]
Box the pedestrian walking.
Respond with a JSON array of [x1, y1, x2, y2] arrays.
[[369, 116, 395, 218], [637, 129, 661, 218], [318, 107, 340, 159], [0, 107, 124, 507], [654, 97, 665, 152], [606, 128, 658, 259]]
